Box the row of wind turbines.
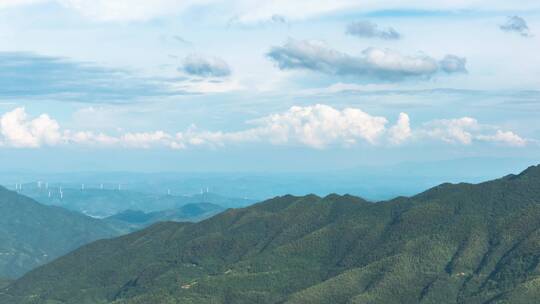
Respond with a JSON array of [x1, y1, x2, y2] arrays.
[[12, 181, 212, 200]]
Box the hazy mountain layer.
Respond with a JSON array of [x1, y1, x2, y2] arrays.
[[106, 203, 225, 228], [18, 187, 252, 218], [1, 157, 534, 201], [3, 165, 540, 303]]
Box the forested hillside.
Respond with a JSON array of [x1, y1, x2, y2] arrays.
[[0, 187, 121, 279], [3, 165, 540, 304]]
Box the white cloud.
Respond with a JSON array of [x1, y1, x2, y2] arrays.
[[388, 113, 411, 145], [267, 39, 466, 81], [64, 130, 119, 146], [0, 107, 530, 150], [423, 117, 479, 144], [178, 79, 244, 93], [477, 130, 527, 147], [0, 107, 61, 148], [120, 131, 175, 149], [63, 130, 180, 149], [251, 104, 389, 148], [172, 105, 390, 149], [175, 126, 259, 148], [421, 117, 528, 146]]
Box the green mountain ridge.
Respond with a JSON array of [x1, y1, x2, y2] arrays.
[[0, 186, 123, 279], [3, 165, 540, 303]]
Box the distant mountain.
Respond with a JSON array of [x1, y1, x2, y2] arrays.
[[0, 279, 9, 289], [106, 203, 225, 227], [3, 165, 540, 303], [18, 187, 252, 218], [0, 186, 123, 279]]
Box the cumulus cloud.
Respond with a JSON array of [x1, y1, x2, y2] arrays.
[[0, 108, 61, 148], [170, 105, 392, 149], [422, 117, 479, 144], [421, 117, 527, 146], [180, 54, 231, 78], [267, 39, 466, 81], [477, 130, 527, 147], [388, 113, 411, 145], [250, 104, 389, 148], [0, 105, 395, 149], [346, 21, 401, 40], [64, 130, 119, 146], [500, 16, 532, 37], [0, 107, 530, 150]]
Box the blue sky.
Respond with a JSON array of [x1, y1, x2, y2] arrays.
[[0, 0, 539, 172]]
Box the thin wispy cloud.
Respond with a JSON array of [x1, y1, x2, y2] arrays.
[[3, 0, 539, 23], [346, 21, 401, 40], [0, 52, 190, 103], [267, 39, 467, 82], [172, 35, 192, 45]]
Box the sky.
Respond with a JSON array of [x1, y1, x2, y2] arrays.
[[0, 0, 539, 172]]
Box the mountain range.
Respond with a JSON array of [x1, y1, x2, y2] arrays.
[[2, 165, 540, 303], [18, 187, 252, 218]]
